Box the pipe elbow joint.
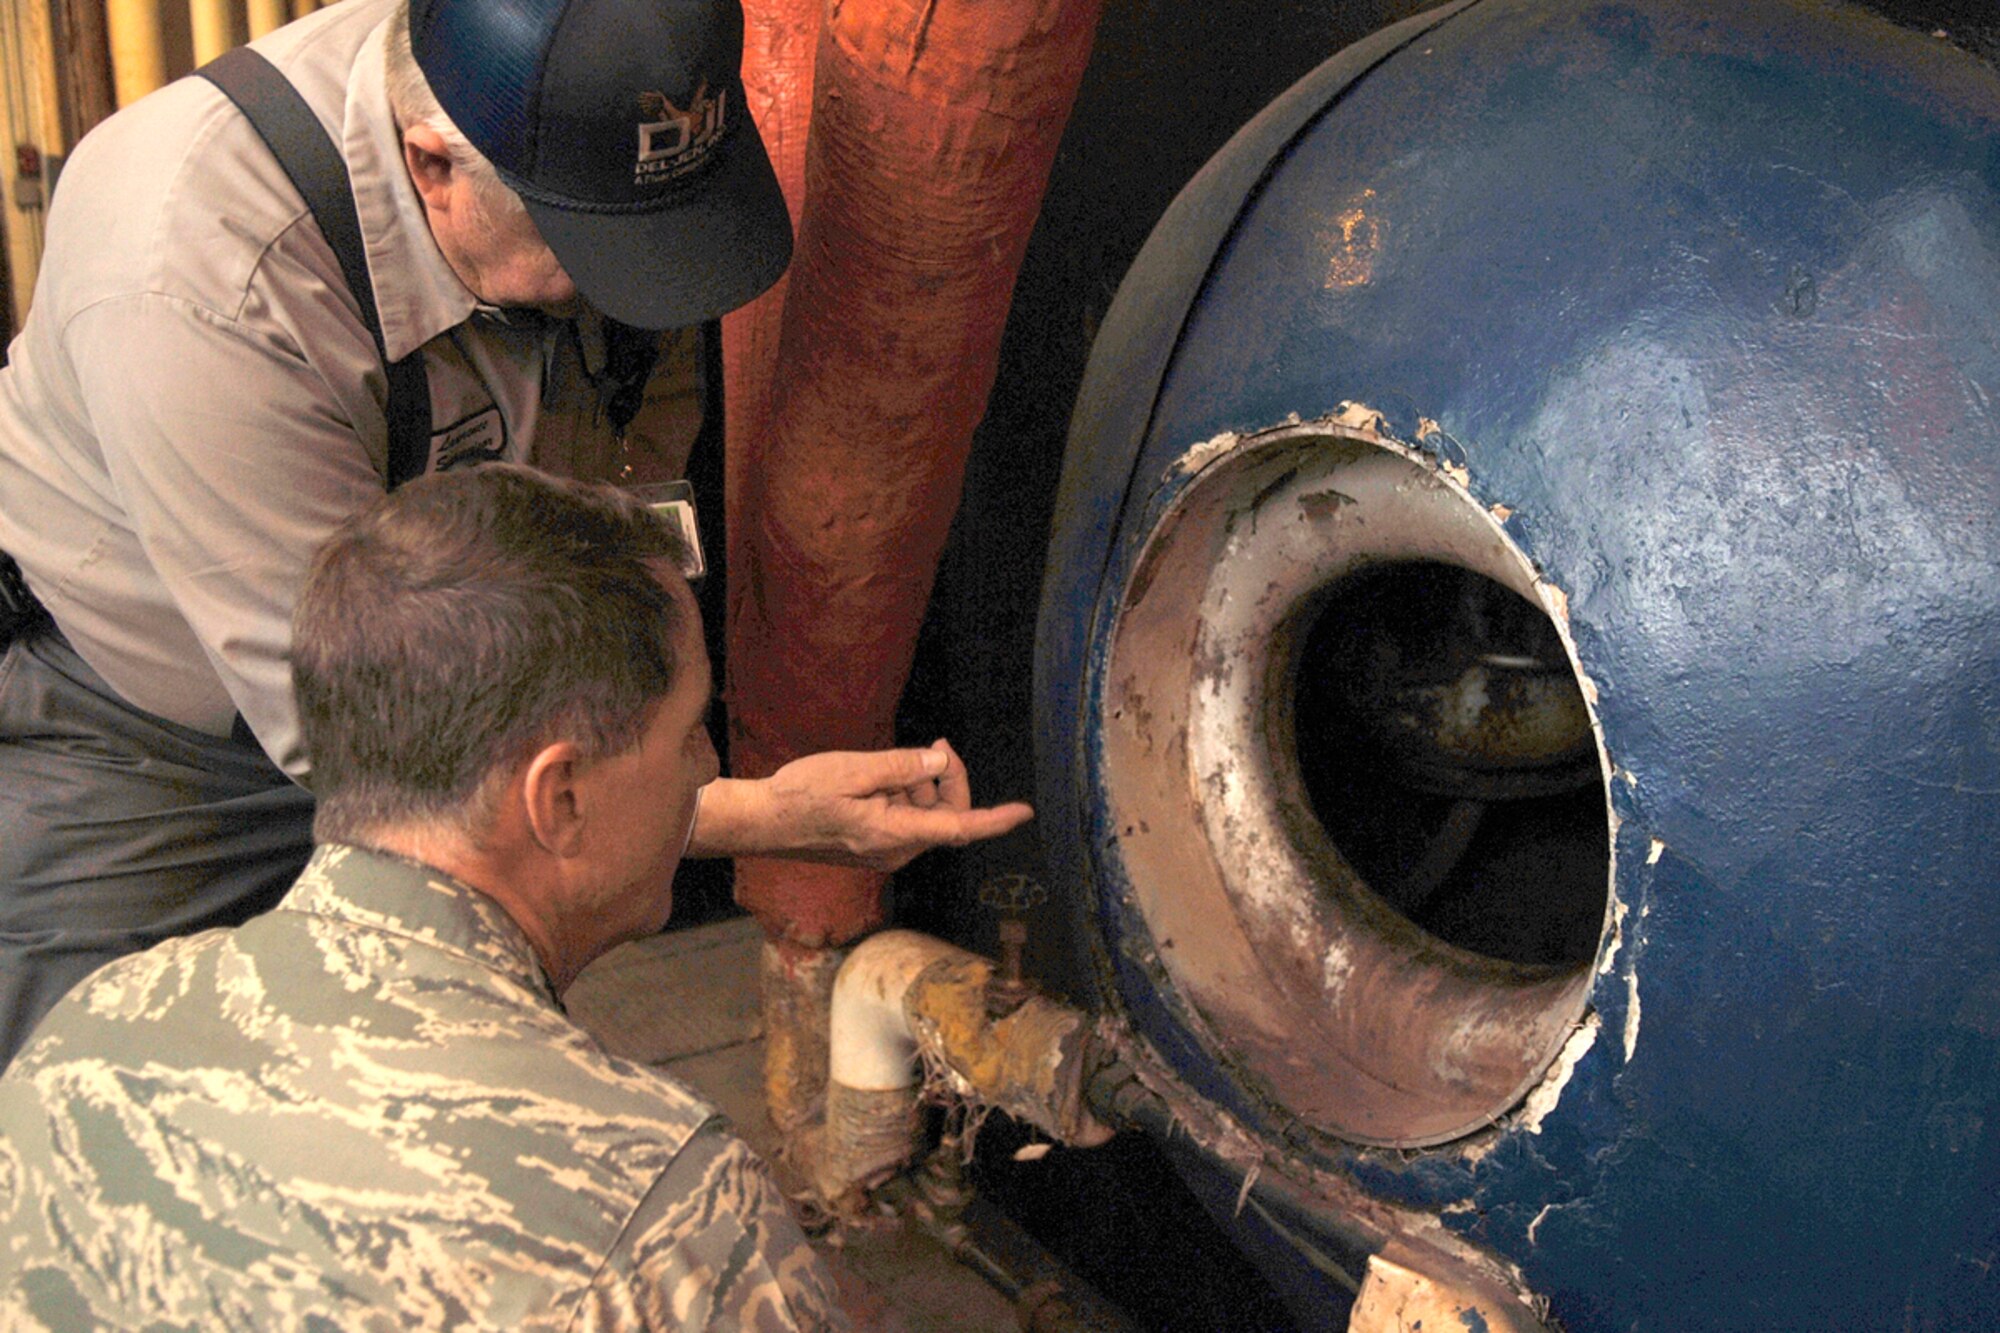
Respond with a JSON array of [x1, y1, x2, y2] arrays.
[[813, 929, 1113, 1205]]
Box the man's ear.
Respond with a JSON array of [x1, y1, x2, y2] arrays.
[[402, 123, 457, 215], [521, 741, 587, 857]]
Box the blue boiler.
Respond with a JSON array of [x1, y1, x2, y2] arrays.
[[1034, 0, 2000, 1328]]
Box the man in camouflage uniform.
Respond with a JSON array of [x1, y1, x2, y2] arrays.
[[0, 466, 905, 1328]]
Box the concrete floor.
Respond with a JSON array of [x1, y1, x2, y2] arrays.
[[566, 916, 1021, 1332]]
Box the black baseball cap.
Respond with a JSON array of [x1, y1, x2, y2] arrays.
[[409, 0, 793, 330]]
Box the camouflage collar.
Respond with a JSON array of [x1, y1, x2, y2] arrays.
[[279, 844, 560, 1005]]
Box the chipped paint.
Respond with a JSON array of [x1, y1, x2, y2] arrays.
[[1646, 838, 1665, 866], [1490, 502, 1513, 522], [1107, 412, 1608, 1149], [1298, 487, 1358, 520], [1623, 969, 1642, 1064], [1234, 1160, 1263, 1216], [1597, 893, 1626, 977], [1536, 579, 1570, 628], [1165, 429, 1244, 481], [1331, 400, 1391, 434], [1513, 1012, 1601, 1136], [1350, 1255, 1540, 1333], [1322, 188, 1383, 289]]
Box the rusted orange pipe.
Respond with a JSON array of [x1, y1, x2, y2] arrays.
[[722, 0, 825, 1141], [723, 0, 819, 564], [728, 0, 1105, 948]]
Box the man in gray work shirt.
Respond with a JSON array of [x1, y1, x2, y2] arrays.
[[0, 0, 1030, 1061]]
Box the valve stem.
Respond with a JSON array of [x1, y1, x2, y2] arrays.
[[978, 874, 1048, 1018]]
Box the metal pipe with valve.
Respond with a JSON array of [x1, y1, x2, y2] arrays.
[[805, 924, 1113, 1211], [802, 872, 1553, 1331]]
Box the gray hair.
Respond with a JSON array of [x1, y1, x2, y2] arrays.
[[293, 464, 694, 846], [383, 2, 530, 225]]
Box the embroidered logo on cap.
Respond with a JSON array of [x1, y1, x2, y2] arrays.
[[635, 84, 727, 185]]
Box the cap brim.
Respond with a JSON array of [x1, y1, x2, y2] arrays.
[[522, 122, 793, 331]]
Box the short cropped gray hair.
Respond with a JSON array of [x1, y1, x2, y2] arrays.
[[383, 2, 528, 223], [294, 464, 694, 845]]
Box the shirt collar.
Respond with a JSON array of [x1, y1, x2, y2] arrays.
[[343, 18, 476, 363], [280, 844, 559, 1005]]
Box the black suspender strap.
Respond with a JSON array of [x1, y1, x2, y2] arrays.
[[198, 46, 431, 490]]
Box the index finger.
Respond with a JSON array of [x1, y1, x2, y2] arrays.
[[885, 800, 1035, 851]]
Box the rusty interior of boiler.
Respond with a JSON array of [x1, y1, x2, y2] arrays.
[[1295, 561, 1609, 971]]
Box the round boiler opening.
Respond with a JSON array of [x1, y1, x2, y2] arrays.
[[1293, 561, 1608, 970], [1095, 417, 1613, 1148]]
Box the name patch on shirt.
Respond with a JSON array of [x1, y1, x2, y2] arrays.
[[429, 406, 506, 473]]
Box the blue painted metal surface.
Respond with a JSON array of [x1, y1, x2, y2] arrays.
[[1035, 0, 2000, 1327]]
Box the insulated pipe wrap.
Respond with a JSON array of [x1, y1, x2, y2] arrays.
[[824, 929, 1110, 1184], [760, 939, 843, 1135], [817, 1081, 923, 1200], [727, 0, 1105, 947], [723, 0, 818, 548], [903, 958, 1102, 1145]]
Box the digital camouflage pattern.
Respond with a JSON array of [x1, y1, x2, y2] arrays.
[[0, 844, 843, 1330]]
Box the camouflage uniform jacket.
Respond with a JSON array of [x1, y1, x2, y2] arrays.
[[0, 844, 844, 1331]]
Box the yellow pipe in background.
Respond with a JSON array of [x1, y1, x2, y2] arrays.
[[0, 0, 67, 332], [188, 0, 245, 67], [106, 0, 169, 106], [290, 0, 319, 20], [247, 0, 290, 40]]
